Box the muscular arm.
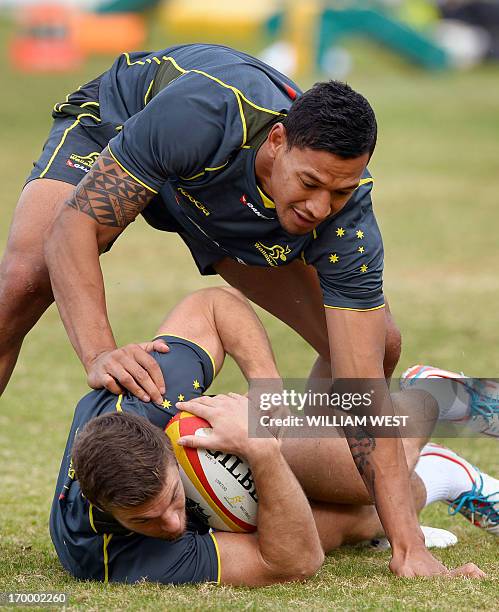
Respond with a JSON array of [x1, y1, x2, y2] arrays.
[[44, 148, 166, 402], [179, 395, 324, 585], [325, 308, 427, 568]]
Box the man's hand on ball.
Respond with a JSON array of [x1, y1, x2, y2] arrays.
[[390, 547, 485, 578], [177, 393, 274, 458], [86, 339, 169, 404]]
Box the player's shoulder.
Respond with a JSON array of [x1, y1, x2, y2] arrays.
[[154, 43, 301, 114]]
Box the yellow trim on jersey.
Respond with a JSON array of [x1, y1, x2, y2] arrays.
[[115, 394, 123, 413], [181, 65, 248, 146], [205, 162, 229, 172], [324, 303, 385, 312], [81, 101, 100, 108], [53, 102, 70, 113], [312, 229, 317, 239], [160, 55, 284, 118], [257, 186, 275, 209], [114, 53, 286, 189], [107, 145, 158, 194], [358, 178, 374, 188], [180, 161, 229, 182], [103, 533, 113, 583], [209, 530, 222, 584], [123, 51, 145, 66], [39, 118, 80, 178], [88, 504, 98, 533], [180, 170, 205, 181], [153, 333, 216, 378], [144, 79, 155, 105]]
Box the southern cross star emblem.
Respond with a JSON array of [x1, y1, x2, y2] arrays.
[[329, 253, 339, 263]]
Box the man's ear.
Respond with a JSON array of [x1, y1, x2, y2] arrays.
[[268, 122, 287, 157]]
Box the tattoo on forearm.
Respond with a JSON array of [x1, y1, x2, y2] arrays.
[[344, 424, 376, 498], [66, 148, 153, 227]]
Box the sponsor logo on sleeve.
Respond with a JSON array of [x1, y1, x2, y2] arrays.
[[240, 194, 275, 220]]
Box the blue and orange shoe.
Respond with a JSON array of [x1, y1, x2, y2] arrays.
[[420, 443, 499, 536], [401, 364, 499, 438]]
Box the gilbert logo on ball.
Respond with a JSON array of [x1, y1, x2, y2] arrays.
[[165, 411, 258, 533]]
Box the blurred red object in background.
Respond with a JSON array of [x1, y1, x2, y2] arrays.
[[9, 4, 147, 73], [9, 4, 83, 73], [73, 12, 146, 55]]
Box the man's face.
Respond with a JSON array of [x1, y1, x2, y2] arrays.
[[111, 465, 187, 540], [268, 125, 370, 235]]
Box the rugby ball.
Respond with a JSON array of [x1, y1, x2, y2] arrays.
[[165, 411, 258, 532]]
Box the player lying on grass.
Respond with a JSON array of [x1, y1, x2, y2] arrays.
[[51, 287, 495, 584]]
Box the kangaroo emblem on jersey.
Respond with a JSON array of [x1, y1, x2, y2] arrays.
[[67, 151, 100, 171], [254, 242, 291, 267]]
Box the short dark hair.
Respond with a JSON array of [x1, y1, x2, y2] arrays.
[[282, 80, 377, 158], [72, 412, 174, 511]]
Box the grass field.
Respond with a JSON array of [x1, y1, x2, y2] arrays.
[[0, 16, 498, 611]]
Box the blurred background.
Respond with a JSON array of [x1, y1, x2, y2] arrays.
[[0, 1, 498, 604], [4, 0, 499, 75]]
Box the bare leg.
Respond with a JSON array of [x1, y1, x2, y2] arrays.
[[281, 389, 438, 505], [312, 475, 427, 551], [155, 286, 280, 381], [214, 258, 401, 378], [0, 179, 75, 394]]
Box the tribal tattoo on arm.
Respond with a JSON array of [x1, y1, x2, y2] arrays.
[[66, 147, 155, 228]]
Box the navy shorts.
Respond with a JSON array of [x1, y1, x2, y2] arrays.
[[27, 107, 223, 275]]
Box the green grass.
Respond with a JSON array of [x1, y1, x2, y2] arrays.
[[1, 16, 498, 611]]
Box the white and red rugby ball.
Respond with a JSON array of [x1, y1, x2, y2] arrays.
[[165, 411, 258, 532]]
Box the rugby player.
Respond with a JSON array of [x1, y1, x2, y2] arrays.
[[0, 43, 464, 576], [52, 287, 493, 584]]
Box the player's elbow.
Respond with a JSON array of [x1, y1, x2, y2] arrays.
[[265, 547, 324, 583], [289, 549, 324, 581]]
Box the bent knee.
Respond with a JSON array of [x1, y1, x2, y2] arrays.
[[0, 257, 49, 300], [188, 286, 249, 309], [215, 285, 248, 302], [0, 257, 52, 333]]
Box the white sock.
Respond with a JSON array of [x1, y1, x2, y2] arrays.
[[411, 378, 471, 420], [414, 445, 476, 507]]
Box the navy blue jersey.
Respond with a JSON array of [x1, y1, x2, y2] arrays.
[[33, 43, 384, 311], [50, 336, 221, 584]]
